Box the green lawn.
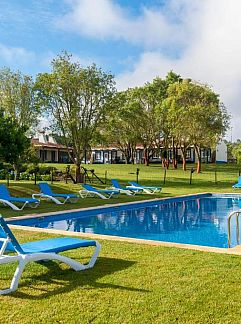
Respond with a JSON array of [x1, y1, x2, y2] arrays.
[[1, 229, 241, 323], [2, 162, 241, 218], [1, 163, 241, 322]]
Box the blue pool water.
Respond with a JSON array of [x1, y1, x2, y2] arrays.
[[8, 194, 241, 248]]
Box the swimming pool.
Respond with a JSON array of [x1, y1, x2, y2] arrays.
[[8, 194, 241, 248]]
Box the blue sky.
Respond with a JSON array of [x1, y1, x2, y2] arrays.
[[0, 0, 187, 76], [0, 0, 241, 139]]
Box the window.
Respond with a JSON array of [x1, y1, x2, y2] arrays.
[[186, 150, 191, 159], [95, 152, 101, 160]]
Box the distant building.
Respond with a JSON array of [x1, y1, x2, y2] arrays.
[[31, 132, 72, 163], [32, 132, 227, 165], [215, 140, 228, 163]]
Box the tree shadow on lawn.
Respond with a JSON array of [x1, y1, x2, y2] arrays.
[[10, 256, 148, 299]]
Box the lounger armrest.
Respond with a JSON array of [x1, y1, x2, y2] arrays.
[[0, 237, 11, 255], [32, 194, 43, 199]]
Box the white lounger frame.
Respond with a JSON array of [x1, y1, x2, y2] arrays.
[[32, 194, 79, 205], [0, 199, 39, 211], [79, 190, 115, 199], [0, 237, 101, 295], [106, 187, 135, 196], [126, 186, 161, 194]]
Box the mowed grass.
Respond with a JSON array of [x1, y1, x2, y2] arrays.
[[1, 230, 241, 323], [1, 163, 241, 322], [1, 162, 241, 218]]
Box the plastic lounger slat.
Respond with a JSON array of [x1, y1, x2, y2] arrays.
[[21, 237, 96, 254]]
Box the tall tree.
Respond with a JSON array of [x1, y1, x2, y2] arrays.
[[104, 90, 140, 164], [165, 80, 230, 173], [154, 71, 182, 168], [0, 110, 30, 178], [128, 85, 160, 166], [0, 68, 38, 130], [35, 52, 116, 182]]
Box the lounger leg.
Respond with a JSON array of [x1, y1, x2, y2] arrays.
[[0, 257, 27, 295], [0, 200, 21, 211], [84, 242, 101, 269], [8, 259, 27, 293], [0, 245, 101, 294], [25, 249, 101, 271], [142, 188, 154, 194]]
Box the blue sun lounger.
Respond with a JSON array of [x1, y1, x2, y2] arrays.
[[33, 182, 79, 204], [79, 184, 119, 199], [109, 179, 142, 195], [0, 184, 39, 210], [233, 177, 241, 189], [0, 216, 101, 294], [127, 181, 162, 194]]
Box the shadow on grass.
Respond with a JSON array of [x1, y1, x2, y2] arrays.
[[11, 257, 148, 299]]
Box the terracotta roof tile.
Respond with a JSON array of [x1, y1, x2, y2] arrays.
[[31, 138, 72, 150]]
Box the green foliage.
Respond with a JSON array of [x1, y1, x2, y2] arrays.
[[0, 67, 39, 131], [166, 79, 230, 146], [35, 52, 116, 169], [164, 79, 230, 171], [231, 141, 241, 163], [0, 110, 30, 165], [104, 89, 143, 163]]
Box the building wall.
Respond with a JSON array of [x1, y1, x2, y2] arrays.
[[91, 146, 216, 164], [216, 141, 227, 163]]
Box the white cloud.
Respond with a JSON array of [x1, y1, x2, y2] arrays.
[[0, 43, 36, 65], [58, 0, 241, 138], [58, 0, 199, 48], [114, 0, 241, 140]]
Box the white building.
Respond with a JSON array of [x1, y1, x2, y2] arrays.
[[215, 141, 227, 163]]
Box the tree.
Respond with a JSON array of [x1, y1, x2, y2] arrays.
[[230, 141, 241, 164], [153, 71, 182, 168], [104, 90, 141, 164], [35, 52, 116, 182], [0, 68, 38, 130], [0, 110, 31, 179], [165, 80, 230, 173], [130, 83, 166, 166]]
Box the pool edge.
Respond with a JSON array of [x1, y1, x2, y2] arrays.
[[7, 191, 241, 255], [9, 223, 241, 255], [6, 192, 211, 222]]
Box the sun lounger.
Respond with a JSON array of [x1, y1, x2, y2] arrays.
[[127, 181, 162, 194], [0, 184, 39, 210], [33, 182, 79, 204], [0, 215, 101, 294], [109, 179, 142, 195], [233, 177, 241, 189], [79, 184, 119, 199]]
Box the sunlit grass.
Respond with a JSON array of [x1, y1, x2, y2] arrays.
[[1, 163, 240, 218], [1, 230, 241, 322], [1, 163, 241, 321]]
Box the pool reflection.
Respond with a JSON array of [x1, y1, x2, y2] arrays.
[[32, 197, 240, 248]]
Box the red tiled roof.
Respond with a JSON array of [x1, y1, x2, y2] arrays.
[[31, 138, 72, 150]]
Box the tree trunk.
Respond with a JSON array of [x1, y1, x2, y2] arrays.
[[75, 163, 83, 183], [123, 147, 132, 164], [172, 138, 177, 169], [182, 156, 186, 171], [194, 145, 201, 173], [174, 147, 178, 169], [180, 147, 187, 171], [144, 148, 149, 166], [131, 147, 135, 164], [13, 164, 20, 181]]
